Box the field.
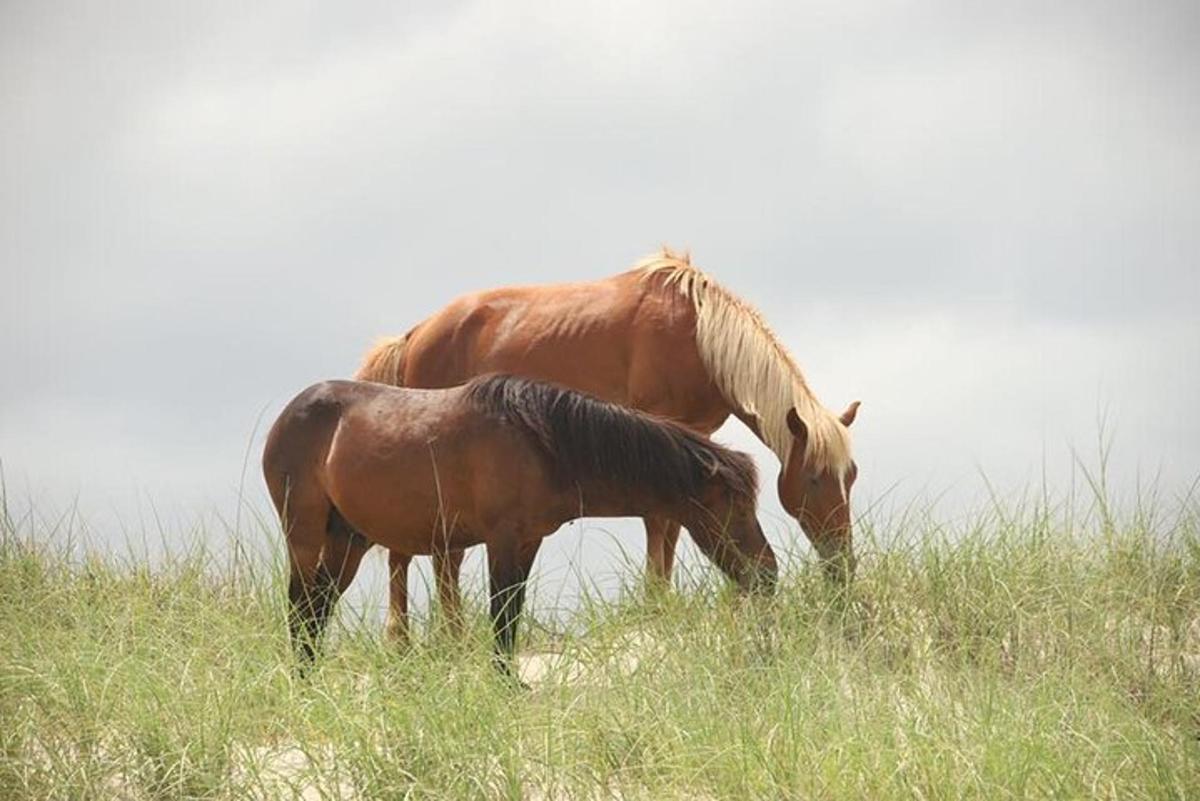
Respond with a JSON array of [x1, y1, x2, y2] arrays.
[[2, 481, 1198, 800]]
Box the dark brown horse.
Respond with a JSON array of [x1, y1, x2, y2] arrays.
[[262, 374, 776, 677], [356, 251, 859, 639]]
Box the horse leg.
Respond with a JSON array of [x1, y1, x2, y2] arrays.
[[315, 507, 372, 631], [283, 494, 334, 666], [487, 537, 542, 682], [433, 548, 466, 638], [644, 516, 682, 586], [386, 550, 412, 647], [288, 555, 329, 665]]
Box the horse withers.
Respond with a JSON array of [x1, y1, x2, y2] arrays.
[[262, 374, 777, 679]]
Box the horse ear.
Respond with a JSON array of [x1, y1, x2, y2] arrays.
[[786, 408, 808, 443], [839, 401, 861, 427]]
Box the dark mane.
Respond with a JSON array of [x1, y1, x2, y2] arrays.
[[464, 374, 758, 508]]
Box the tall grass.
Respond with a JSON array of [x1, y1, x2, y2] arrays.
[[1, 478, 1197, 799]]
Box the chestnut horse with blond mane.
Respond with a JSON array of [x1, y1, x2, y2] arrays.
[[263, 374, 775, 678], [357, 251, 859, 639]]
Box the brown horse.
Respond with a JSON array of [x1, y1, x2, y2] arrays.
[[357, 251, 859, 637], [262, 374, 776, 677]]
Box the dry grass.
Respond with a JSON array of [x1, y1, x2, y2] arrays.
[[2, 480, 1198, 799]]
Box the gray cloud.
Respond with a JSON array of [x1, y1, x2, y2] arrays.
[[2, 1, 1197, 603]]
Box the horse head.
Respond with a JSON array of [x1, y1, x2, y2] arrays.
[[776, 401, 860, 584]]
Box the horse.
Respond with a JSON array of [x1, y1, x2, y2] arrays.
[[262, 374, 776, 678], [356, 250, 859, 640]]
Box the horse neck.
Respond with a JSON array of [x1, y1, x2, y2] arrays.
[[675, 494, 747, 537], [566, 475, 730, 524], [565, 478, 666, 519]]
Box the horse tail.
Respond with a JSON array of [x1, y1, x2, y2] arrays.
[[355, 332, 410, 386]]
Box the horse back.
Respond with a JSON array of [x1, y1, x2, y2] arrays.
[[319, 383, 566, 549], [396, 271, 725, 428]]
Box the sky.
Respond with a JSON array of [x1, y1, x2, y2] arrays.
[[2, 1, 1198, 614]]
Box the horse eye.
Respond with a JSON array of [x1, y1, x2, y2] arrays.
[[809, 475, 820, 487]]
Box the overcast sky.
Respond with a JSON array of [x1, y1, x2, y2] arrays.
[[2, 1, 1197, 610]]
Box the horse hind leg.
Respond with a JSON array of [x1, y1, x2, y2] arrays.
[[280, 488, 334, 666], [319, 506, 372, 611], [287, 503, 372, 667]]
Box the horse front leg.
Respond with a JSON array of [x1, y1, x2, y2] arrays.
[[643, 515, 682, 587], [486, 537, 542, 684], [433, 548, 466, 639], [386, 550, 412, 647]]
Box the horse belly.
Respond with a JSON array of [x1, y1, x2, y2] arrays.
[[322, 424, 484, 554]]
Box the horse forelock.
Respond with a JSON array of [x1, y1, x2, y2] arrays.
[[464, 374, 758, 507]]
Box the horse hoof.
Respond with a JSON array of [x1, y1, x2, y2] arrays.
[[492, 660, 530, 691], [502, 670, 531, 691]]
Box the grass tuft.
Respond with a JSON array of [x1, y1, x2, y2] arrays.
[[1, 485, 1198, 799]]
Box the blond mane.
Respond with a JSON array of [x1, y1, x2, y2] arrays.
[[636, 249, 853, 475]]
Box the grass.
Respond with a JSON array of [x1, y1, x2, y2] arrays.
[[1, 483, 1198, 800]]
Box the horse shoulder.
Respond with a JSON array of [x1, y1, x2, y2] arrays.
[[456, 417, 571, 534], [626, 282, 730, 430]]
